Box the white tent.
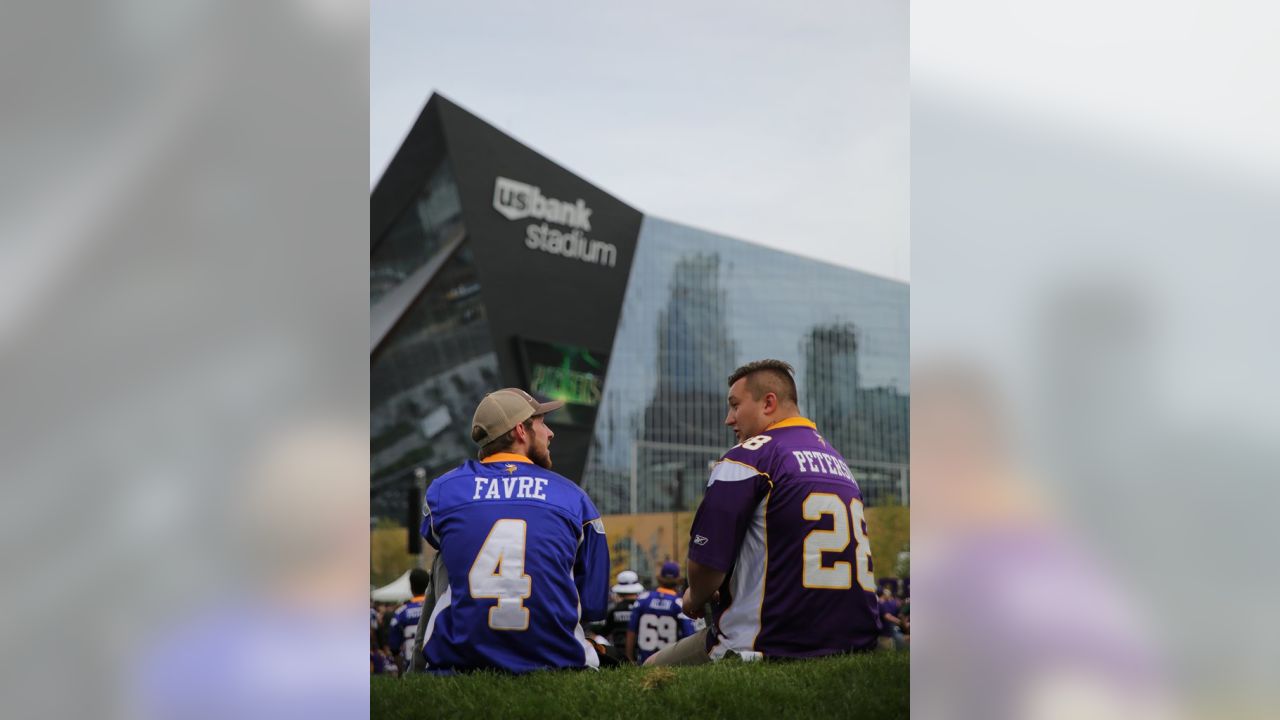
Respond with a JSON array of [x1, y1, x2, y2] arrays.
[[370, 569, 414, 603]]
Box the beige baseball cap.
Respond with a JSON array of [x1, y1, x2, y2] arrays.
[[470, 388, 563, 446]]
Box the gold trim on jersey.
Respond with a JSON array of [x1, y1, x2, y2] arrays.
[[481, 452, 534, 465], [763, 416, 817, 432]]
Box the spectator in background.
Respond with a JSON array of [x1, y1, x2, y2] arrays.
[[900, 593, 910, 645], [370, 604, 399, 674], [371, 624, 398, 676], [387, 569, 430, 672], [878, 587, 904, 650], [375, 603, 395, 658], [627, 562, 696, 664], [600, 570, 644, 659]]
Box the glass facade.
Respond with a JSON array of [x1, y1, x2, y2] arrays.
[[371, 160, 465, 305], [582, 217, 909, 517], [370, 157, 499, 519], [369, 109, 908, 530]]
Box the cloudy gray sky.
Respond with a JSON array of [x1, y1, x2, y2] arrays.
[[371, 0, 909, 282]]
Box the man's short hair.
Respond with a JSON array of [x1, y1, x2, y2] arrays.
[[409, 567, 430, 596], [728, 359, 798, 404], [474, 417, 534, 459]]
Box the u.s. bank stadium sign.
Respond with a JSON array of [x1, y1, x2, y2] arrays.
[[492, 177, 617, 267]]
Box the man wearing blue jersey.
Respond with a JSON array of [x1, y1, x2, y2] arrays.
[[387, 568, 430, 671], [626, 561, 696, 663], [417, 388, 611, 674]]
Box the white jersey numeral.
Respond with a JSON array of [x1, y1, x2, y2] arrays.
[[849, 498, 876, 591], [801, 494, 875, 591], [637, 614, 678, 651], [468, 518, 533, 630]]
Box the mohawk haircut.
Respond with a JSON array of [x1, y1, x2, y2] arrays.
[[728, 359, 798, 405]]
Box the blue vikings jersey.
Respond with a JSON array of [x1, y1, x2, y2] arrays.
[[419, 453, 610, 673], [627, 588, 695, 662], [387, 597, 423, 662]]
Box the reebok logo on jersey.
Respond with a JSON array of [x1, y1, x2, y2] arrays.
[[693, 535, 709, 546]]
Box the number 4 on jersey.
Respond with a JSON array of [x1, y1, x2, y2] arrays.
[[469, 519, 533, 630]]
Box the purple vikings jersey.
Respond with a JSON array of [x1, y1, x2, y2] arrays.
[[627, 588, 696, 662], [419, 453, 610, 674], [688, 417, 881, 659]]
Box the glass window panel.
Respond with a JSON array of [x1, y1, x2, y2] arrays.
[[371, 160, 464, 306], [583, 218, 909, 514]]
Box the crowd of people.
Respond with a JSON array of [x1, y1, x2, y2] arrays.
[[370, 568, 431, 675], [588, 563, 699, 665], [878, 585, 910, 651], [372, 360, 899, 676], [374, 564, 910, 672], [372, 563, 713, 672]]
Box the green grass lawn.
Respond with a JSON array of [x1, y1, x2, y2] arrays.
[[372, 651, 909, 719]]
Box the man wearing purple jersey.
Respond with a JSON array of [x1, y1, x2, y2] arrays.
[[646, 359, 881, 665]]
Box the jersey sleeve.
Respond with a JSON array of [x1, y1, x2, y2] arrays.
[[420, 485, 440, 550], [574, 497, 610, 622], [672, 597, 696, 637], [627, 600, 643, 632], [678, 613, 696, 638], [687, 458, 770, 572]]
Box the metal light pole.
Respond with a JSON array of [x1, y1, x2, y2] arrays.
[[671, 468, 684, 562], [413, 467, 427, 567], [628, 443, 638, 570]]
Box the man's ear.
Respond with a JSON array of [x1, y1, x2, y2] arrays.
[[763, 392, 779, 414]]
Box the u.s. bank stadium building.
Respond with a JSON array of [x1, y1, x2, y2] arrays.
[[372, 94, 909, 579]]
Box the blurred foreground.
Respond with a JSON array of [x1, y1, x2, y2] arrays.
[[913, 1, 1280, 716], [0, 2, 368, 719]]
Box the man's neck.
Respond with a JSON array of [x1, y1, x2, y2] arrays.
[[762, 409, 811, 431], [481, 448, 533, 463], [500, 440, 533, 458]]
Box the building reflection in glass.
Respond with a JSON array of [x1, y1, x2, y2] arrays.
[[582, 217, 909, 529]]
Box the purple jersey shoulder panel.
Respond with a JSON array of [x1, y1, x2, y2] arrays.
[[687, 457, 770, 572]]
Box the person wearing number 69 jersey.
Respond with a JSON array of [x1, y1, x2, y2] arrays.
[[626, 561, 696, 663], [418, 388, 610, 674], [646, 360, 882, 665]]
